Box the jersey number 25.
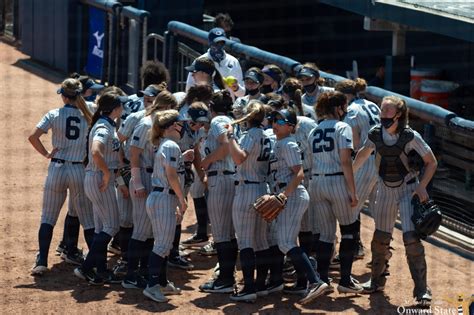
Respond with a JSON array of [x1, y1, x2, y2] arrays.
[[312, 128, 335, 153]]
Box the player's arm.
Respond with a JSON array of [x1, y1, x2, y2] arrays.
[[201, 133, 229, 169], [192, 143, 205, 181], [340, 148, 358, 207], [90, 140, 111, 192], [351, 125, 361, 151], [231, 62, 245, 98], [227, 125, 247, 165], [353, 145, 374, 172], [165, 164, 187, 215], [281, 164, 304, 198], [130, 145, 146, 197], [28, 128, 57, 158]]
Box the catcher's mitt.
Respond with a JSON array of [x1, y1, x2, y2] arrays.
[[411, 195, 442, 239], [253, 193, 287, 222], [119, 165, 132, 187]]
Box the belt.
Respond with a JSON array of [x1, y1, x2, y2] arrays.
[[153, 187, 175, 195], [406, 177, 416, 185], [51, 158, 82, 165], [235, 180, 263, 185], [207, 170, 235, 177], [146, 167, 153, 173], [312, 172, 344, 177]]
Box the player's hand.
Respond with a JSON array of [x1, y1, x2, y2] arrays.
[[46, 147, 59, 159], [179, 198, 188, 215], [200, 158, 210, 170], [134, 187, 147, 198], [413, 185, 428, 203], [118, 185, 129, 198], [183, 149, 195, 162], [226, 124, 234, 134], [99, 171, 111, 192], [349, 192, 358, 208]]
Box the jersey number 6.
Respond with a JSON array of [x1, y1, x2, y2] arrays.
[[312, 128, 335, 153], [66, 116, 81, 140]]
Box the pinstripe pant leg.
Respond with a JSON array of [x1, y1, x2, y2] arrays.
[[117, 185, 133, 228], [84, 172, 120, 237], [308, 179, 320, 234], [311, 178, 337, 243], [130, 169, 153, 241], [146, 192, 177, 257], [355, 161, 378, 213], [232, 184, 268, 251], [300, 177, 311, 232], [207, 175, 235, 243], [267, 221, 278, 247], [400, 182, 417, 233], [190, 167, 206, 199], [68, 164, 94, 230], [328, 177, 358, 225], [276, 187, 309, 254], [41, 163, 68, 226], [373, 181, 399, 233]]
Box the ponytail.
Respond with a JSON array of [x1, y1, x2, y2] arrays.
[[150, 109, 180, 146], [232, 100, 265, 127]]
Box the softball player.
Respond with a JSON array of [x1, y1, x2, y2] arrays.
[[296, 63, 334, 107], [282, 78, 316, 120], [198, 90, 237, 293], [308, 91, 362, 294], [225, 100, 272, 302], [73, 92, 124, 285], [29, 78, 95, 275], [268, 108, 328, 304], [232, 68, 265, 119], [261, 64, 284, 94], [180, 102, 211, 247], [121, 92, 178, 288], [337, 78, 381, 259], [143, 110, 187, 303], [185, 57, 226, 92], [354, 96, 437, 305]]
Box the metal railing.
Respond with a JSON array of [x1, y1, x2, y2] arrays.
[[158, 20, 473, 239]]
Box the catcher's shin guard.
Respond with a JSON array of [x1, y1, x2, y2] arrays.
[[369, 230, 392, 288], [403, 231, 428, 298]]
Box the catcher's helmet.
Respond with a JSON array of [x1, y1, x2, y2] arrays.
[[411, 195, 442, 239]]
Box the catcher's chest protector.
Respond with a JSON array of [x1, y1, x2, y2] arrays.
[[368, 127, 414, 187]]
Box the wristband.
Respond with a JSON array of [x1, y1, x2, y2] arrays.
[[131, 167, 145, 191]]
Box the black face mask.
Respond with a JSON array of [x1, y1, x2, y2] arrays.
[[303, 83, 317, 94], [381, 117, 396, 129], [260, 84, 273, 94], [246, 88, 260, 96]]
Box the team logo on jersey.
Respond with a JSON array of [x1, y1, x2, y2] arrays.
[[112, 138, 120, 152], [227, 63, 233, 69]]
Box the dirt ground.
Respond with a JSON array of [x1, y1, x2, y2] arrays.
[[0, 40, 472, 314]]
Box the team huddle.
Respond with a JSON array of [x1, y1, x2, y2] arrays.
[[28, 27, 438, 308]]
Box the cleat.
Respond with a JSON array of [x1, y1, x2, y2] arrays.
[[55, 242, 66, 255], [199, 278, 234, 293], [122, 273, 147, 289], [107, 243, 121, 255], [300, 281, 329, 305], [283, 269, 297, 283], [112, 259, 128, 276], [31, 253, 47, 276], [143, 284, 168, 303], [98, 270, 123, 284], [256, 288, 269, 297], [74, 267, 104, 285], [181, 234, 209, 248], [61, 250, 84, 266], [179, 249, 190, 257], [168, 255, 194, 270], [266, 282, 284, 294], [329, 255, 340, 269], [338, 278, 363, 294], [360, 280, 385, 294], [161, 281, 182, 295], [283, 284, 307, 295], [230, 288, 257, 303], [199, 242, 217, 256], [416, 289, 432, 307]]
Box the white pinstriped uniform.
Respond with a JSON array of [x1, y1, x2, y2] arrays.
[[365, 129, 431, 233], [302, 86, 334, 107], [128, 116, 154, 241], [37, 104, 94, 229], [117, 110, 147, 228], [232, 127, 272, 251], [295, 116, 318, 233], [147, 139, 185, 257], [85, 116, 121, 236], [263, 128, 278, 247], [203, 115, 236, 243], [344, 98, 380, 212], [308, 119, 357, 243], [177, 123, 203, 195], [269, 136, 309, 254]]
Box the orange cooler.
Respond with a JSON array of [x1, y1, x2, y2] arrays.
[[410, 69, 442, 99], [420, 79, 459, 108]]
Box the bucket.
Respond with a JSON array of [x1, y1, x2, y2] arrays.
[[410, 68, 442, 99], [420, 79, 459, 108]]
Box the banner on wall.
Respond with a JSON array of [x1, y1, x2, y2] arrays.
[[85, 7, 106, 78]]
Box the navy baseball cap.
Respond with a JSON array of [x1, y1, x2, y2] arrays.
[[187, 107, 210, 123], [208, 27, 227, 44], [244, 70, 264, 84], [262, 68, 282, 83], [185, 59, 215, 76], [83, 79, 104, 91], [296, 67, 320, 79], [137, 85, 160, 97], [270, 109, 297, 125]]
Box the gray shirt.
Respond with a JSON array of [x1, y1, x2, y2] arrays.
[[86, 116, 121, 171]]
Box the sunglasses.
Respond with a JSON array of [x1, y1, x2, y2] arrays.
[[189, 121, 204, 127], [273, 119, 288, 126]]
